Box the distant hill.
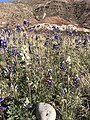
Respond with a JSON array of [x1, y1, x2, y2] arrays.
[[16, 0, 90, 29], [0, 0, 90, 29], [0, 2, 38, 27]]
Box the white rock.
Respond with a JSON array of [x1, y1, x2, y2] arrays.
[[36, 102, 56, 120], [1, 21, 7, 25]]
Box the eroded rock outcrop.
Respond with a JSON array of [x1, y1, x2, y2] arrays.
[[17, 0, 89, 29]]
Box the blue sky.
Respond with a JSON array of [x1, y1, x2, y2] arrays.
[[0, 0, 15, 2]]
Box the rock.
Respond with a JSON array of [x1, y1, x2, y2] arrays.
[[39, 16, 71, 25], [36, 102, 56, 120], [30, 23, 90, 33]]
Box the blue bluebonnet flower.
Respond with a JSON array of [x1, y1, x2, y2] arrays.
[[0, 39, 2, 50], [0, 47, 2, 51], [83, 37, 88, 46], [84, 37, 88, 41], [0, 37, 8, 50], [9, 62, 14, 74], [12, 37, 16, 45], [0, 98, 7, 111], [0, 98, 4, 103], [11, 47, 18, 56], [23, 19, 27, 25], [55, 33, 59, 40], [28, 27, 32, 32], [1, 29, 5, 36], [67, 31, 72, 36], [75, 31, 78, 36], [16, 24, 21, 32], [79, 70, 85, 77], [2, 40, 7, 47], [8, 30, 11, 36], [53, 42, 58, 49], [23, 19, 29, 27], [60, 63, 66, 71], [36, 35, 40, 40], [47, 79, 52, 85], [0, 106, 7, 111], [21, 28, 25, 32], [4, 28, 7, 33], [23, 33, 26, 40], [73, 76, 79, 88], [48, 69, 53, 75], [44, 40, 49, 47]]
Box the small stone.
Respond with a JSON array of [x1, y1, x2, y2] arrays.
[[36, 102, 56, 120]]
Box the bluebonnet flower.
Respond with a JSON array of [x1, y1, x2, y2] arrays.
[[23, 33, 26, 38], [23, 19, 27, 25], [11, 47, 18, 56], [12, 37, 16, 45], [53, 42, 58, 49], [79, 70, 85, 77], [9, 62, 14, 74], [0, 39, 2, 50], [21, 28, 25, 32], [55, 33, 59, 40], [16, 24, 21, 32], [0, 106, 7, 111], [73, 76, 79, 88], [28, 27, 32, 32], [4, 28, 7, 33], [23, 19, 29, 27], [36, 35, 40, 40], [0, 98, 4, 103], [0, 98, 7, 112], [75, 31, 78, 36], [48, 69, 53, 75], [67, 31, 72, 36], [8, 30, 11, 36], [0, 47, 2, 51], [0, 37, 8, 50], [1, 29, 5, 36], [84, 37, 88, 41], [83, 37, 88, 46], [2, 41, 7, 48], [44, 40, 49, 47], [47, 79, 52, 85], [60, 63, 66, 71]]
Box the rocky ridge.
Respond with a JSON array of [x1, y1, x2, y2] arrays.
[[0, 0, 90, 32], [33, 0, 90, 29]]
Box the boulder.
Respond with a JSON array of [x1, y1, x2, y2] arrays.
[[36, 102, 56, 120]]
